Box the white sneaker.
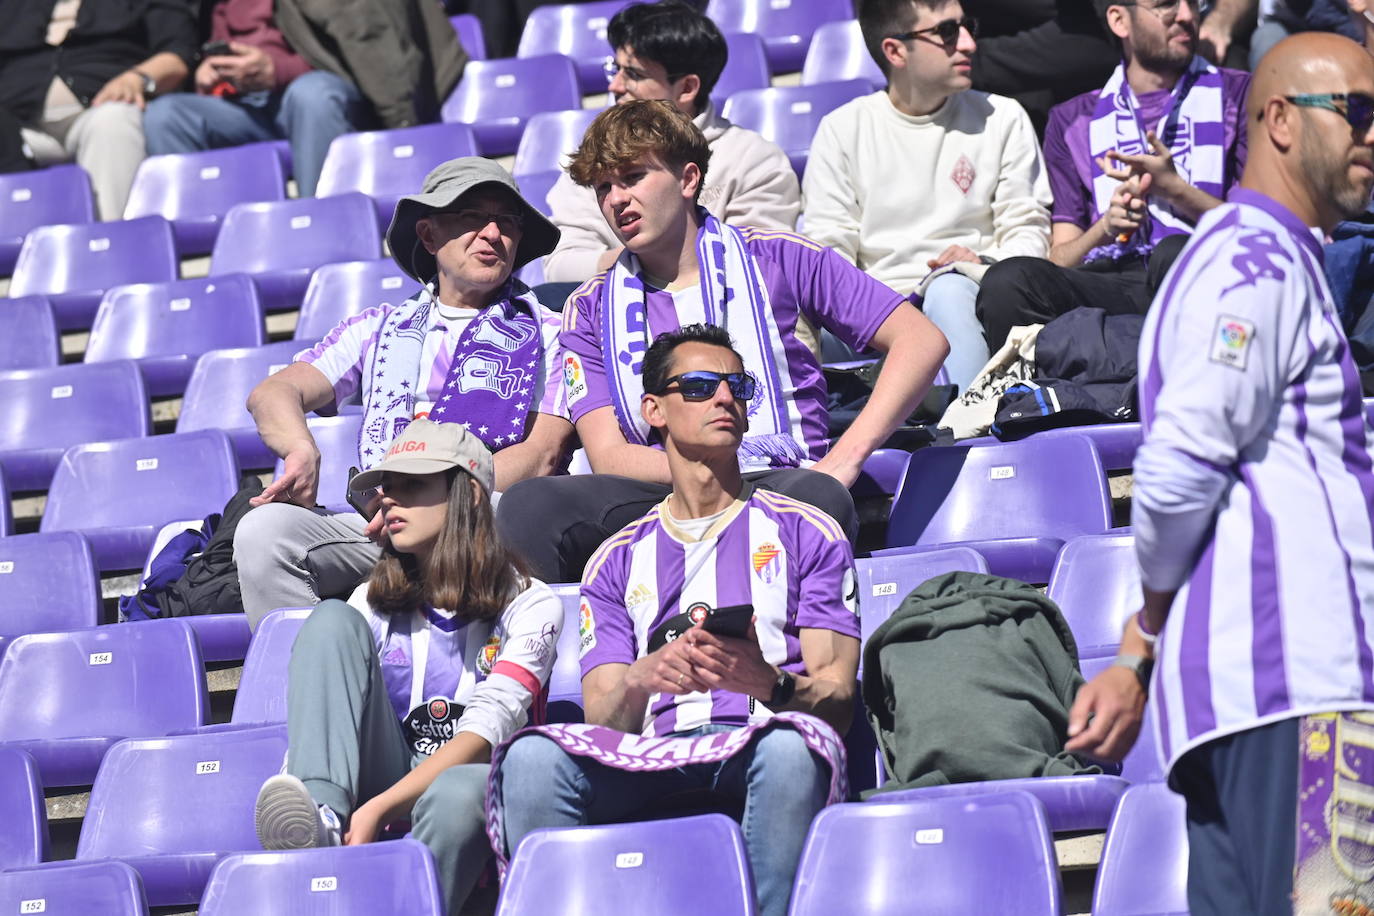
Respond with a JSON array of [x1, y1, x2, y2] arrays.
[[255, 774, 342, 850]]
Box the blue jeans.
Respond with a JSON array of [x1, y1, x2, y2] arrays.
[[499, 725, 830, 916], [919, 272, 988, 392], [144, 71, 369, 196]]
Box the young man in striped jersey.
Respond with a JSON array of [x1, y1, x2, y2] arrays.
[[495, 324, 860, 916], [1066, 33, 1374, 914]]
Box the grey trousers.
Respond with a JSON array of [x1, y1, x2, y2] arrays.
[[234, 503, 381, 630], [22, 100, 145, 221], [286, 600, 493, 915]]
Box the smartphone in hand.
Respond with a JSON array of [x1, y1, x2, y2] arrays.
[[346, 467, 379, 521], [700, 604, 753, 640], [200, 39, 232, 58]]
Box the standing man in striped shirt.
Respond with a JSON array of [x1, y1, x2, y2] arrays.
[[1066, 33, 1374, 914]]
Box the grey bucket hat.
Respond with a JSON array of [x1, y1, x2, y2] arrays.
[[385, 157, 561, 283]]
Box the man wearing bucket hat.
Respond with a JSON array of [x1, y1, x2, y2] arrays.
[[233, 157, 573, 630]]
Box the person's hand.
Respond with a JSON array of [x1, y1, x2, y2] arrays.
[[1065, 666, 1147, 761], [682, 622, 777, 700], [1197, 17, 1232, 64], [343, 799, 384, 846], [808, 451, 862, 489], [251, 443, 321, 508], [926, 244, 981, 270], [194, 57, 224, 93], [1106, 133, 1184, 201], [92, 71, 148, 109], [625, 632, 713, 695], [1103, 173, 1153, 240], [209, 42, 275, 93]]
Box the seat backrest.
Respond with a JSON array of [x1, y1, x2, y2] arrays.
[[449, 13, 487, 59], [9, 216, 178, 298], [0, 747, 48, 868], [86, 274, 265, 363], [200, 838, 443, 915], [441, 55, 583, 125], [41, 428, 240, 534], [855, 546, 990, 649], [0, 531, 102, 641], [790, 791, 1061, 916], [1047, 532, 1140, 659], [0, 861, 147, 915], [277, 416, 364, 513], [513, 109, 602, 177], [721, 79, 871, 160], [0, 165, 95, 248], [713, 32, 772, 104], [497, 814, 756, 915], [547, 585, 583, 703], [887, 436, 1112, 549], [178, 341, 303, 435], [209, 194, 381, 276], [316, 123, 480, 201], [0, 360, 151, 458], [0, 619, 208, 741], [295, 259, 420, 342], [0, 468, 9, 537], [517, 1, 630, 90], [1092, 782, 1189, 916], [77, 725, 287, 860], [515, 170, 561, 219], [124, 145, 287, 224], [0, 295, 60, 370], [232, 608, 312, 725], [801, 19, 885, 88], [706, 0, 854, 68]]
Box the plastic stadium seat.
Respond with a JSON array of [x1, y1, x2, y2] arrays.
[[178, 341, 302, 469], [712, 32, 772, 103], [0, 748, 48, 868], [0, 619, 208, 787], [209, 194, 382, 312], [874, 773, 1131, 834], [882, 435, 1113, 583], [513, 109, 601, 178], [0, 165, 95, 276], [0, 295, 60, 370], [85, 275, 266, 397], [790, 791, 1061, 916], [545, 585, 583, 721], [961, 422, 1144, 472], [516, 170, 562, 218], [227, 608, 311, 726], [450, 13, 487, 59], [1047, 531, 1140, 659], [76, 725, 288, 907], [1092, 782, 1189, 916], [850, 448, 913, 500], [498, 814, 756, 915], [707, 0, 854, 73], [0, 469, 9, 537], [0, 360, 151, 491], [1079, 656, 1165, 784], [123, 144, 287, 255], [855, 546, 990, 650], [41, 429, 240, 571], [0, 861, 148, 915], [1365, 396, 1374, 425], [518, 1, 632, 93], [277, 415, 364, 514], [0, 532, 101, 651], [200, 840, 444, 915], [317, 123, 481, 228], [722, 79, 872, 177], [295, 259, 420, 342], [440, 55, 584, 156], [8, 215, 178, 331], [801, 20, 885, 89]]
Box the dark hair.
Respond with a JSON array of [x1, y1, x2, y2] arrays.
[[567, 100, 712, 198], [858, 0, 950, 78], [641, 323, 740, 396], [607, 0, 728, 113], [367, 469, 528, 622]]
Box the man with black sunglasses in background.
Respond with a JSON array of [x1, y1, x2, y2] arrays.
[[803, 0, 1053, 391]]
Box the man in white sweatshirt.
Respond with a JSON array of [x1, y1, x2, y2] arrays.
[[803, 0, 1051, 389], [542, 0, 800, 286]]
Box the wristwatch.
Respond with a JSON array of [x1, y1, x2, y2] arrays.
[[1111, 653, 1154, 689], [132, 69, 156, 99], [767, 668, 796, 707]]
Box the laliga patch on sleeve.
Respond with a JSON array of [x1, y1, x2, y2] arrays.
[[1210, 314, 1255, 370], [564, 353, 588, 406]]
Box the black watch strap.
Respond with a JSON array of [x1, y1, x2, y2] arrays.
[[767, 668, 796, 707]]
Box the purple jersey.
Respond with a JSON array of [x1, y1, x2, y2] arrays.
[[578, 484, 859, 737]]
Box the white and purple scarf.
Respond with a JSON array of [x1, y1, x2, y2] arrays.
[[359, 281, 544, 467], [600, 211, 808, 471], [1088, 55, 1226, 259], [483, 711, 848, 873]]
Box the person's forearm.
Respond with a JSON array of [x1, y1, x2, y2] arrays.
[[765, 672, 854, 735], [134, 51, 189, 92], [1141, 587, 1177, 640], [247, 377, 318, 461], [1050, 218, 1109, 267], [1155, 181, 1222, 223], [365, 731, 491, 825], [584, 679, 650, 733], [493, 438, 564, 491], [586, 441, 673, 484]]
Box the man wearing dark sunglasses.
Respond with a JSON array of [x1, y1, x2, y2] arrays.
[[1067, 33, 1374, 916]]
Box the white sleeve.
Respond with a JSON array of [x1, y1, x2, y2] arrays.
[[531, 305, 568, 420], [293, 305, 388, 407], [984, 100, 1052, 262], [543, 172, 619, 284], [800, 112, 862, 265]]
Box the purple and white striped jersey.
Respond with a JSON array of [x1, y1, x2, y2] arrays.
[[1135, 188, 1374, 772], [578, 484, 859, 736]]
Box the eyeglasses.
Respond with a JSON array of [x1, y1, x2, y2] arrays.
[[1116, 0, 1199, 23], [887, 16, 979, 48], [438, 209, 524, 235], [1285, 93, 1374, 133], [603, 58, 685, 87], [656, 370, 758, 401]]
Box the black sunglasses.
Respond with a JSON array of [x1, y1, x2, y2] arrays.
[[656, 370, 757, 401], [1284, 93, 1374, 133], [888, 16, 979, 48]]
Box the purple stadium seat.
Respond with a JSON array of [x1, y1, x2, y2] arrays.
[[882, 435, 1113, 583], [801, 19, 885, 89], [0, 861, 148, 915], [498, 814, 756, 916], [722, 79, 872, 177], [1093, 782, 1189, 916], [228, 608, 311, 726], [8, 215, 178, 331], [0, 748, 48, 868], [316, 124, 481, 228], [295, 259, 420, 342], [790, 791, 1061, 916], [0, 295, 60, 370], [516, 170, 562, 218], [518, 2, 632, 93], [706, 0, 854, 73], [0, 619, 209, 787], [960, 422, 1144, 472], [276, 415, 364, 514], [1047, 531, 1140, 659], [0, 360, 151, 491], [855, 547, 990, 651], [440, 55, 584, 156], [181, 615, 255, 665], [200, 840, 443, 915], [177, 341, 303, 469], [513, 109, 602, 178], [0, 532, 101, 652], [1364, 396, 1374, 425], [0, 165, 95, 276], [713, 32, 772, 103], [450, 13, 488, 59], [85, 275, 266, 397], [545, 585, 584, 721], [874, 773, 1130, 833], [76, 724, 288, 907], [123, 144, 287, 256], [1079, 656, 1165, 783], [209, 194, 382, 313], [0, 469, 10, 536], [40, 429, 240, 571], [848, 448, 912, 500]]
